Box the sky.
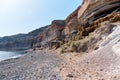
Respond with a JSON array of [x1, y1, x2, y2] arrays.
[[0, 0, 82, 37]]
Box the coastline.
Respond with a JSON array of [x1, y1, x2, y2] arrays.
[[0, 51, 26, 62], [1, 47, 120, 80], [0, 50, 63, 80]]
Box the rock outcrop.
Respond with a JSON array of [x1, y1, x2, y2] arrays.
[[0, 20, 65, 51], [32, 20, 65, 49], [60, 0, 120, 53], [64, 6, 80, 35]]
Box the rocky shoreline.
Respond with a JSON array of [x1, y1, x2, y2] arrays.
[[0, 50, 63, 80]]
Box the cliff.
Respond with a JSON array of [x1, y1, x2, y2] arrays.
[[0, 0, 120, 51], [0, 26, 48, 51], [0, 20, 65, 51], [60, 0, 120, 53], [32, 20, 65, 48], [78, 0, 120, 26]]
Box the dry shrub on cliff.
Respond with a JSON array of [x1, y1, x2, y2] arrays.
[[67, 40, 72, 46], [70, 37, 89, 52], [60, 46, 67, 53], [70, 41, 78, 52]]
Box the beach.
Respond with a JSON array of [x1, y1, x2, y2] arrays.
[[1, 45, 120, 80], [0, 50, 63, 80]]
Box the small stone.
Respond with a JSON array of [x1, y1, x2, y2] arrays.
[[66, 74, 73, 78], [86, 62, 89, 64], [89, 75, 92, 78], [114, 76, 117, 78], [100, 69, 103, 71], [52, 75, 56, 77]]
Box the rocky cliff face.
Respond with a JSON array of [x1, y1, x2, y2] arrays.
[[78, 0, 120, 27], [32, 20, 65, 48], [0, 20, 65, 51], [0, 0, 120, 51], [29, 0, 120, 52], [64, 0, 120, 35], [0, 26, 48, 51], [60, 0, 120, 53], [64, 6, 80, 35]]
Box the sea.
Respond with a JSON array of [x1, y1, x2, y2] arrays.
[[0, 51, 24, 61]]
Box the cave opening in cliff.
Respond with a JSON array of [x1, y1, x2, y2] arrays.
[[93, 5, 120, 21]]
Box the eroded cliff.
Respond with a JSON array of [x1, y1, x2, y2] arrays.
[[60, 0, 120, 53], [0, 0, 120, 52]]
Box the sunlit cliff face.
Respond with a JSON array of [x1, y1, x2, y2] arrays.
[[78, 0, 97, 18], [77, 0, 120, 26]]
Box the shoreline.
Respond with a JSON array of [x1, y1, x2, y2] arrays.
[[0, 47, 120, 80], [0, 50, 27, 62], [0, 50, 63, 80]]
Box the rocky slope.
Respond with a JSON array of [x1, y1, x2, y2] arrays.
[[0, 0, 120, 52]]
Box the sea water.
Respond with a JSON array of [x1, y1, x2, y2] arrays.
[[0, 51, 24, 61]]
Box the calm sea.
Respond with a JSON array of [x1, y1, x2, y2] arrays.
[[0, 51, 24, 61]]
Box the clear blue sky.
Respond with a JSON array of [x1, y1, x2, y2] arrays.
[[0, 0, 82, 37]]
